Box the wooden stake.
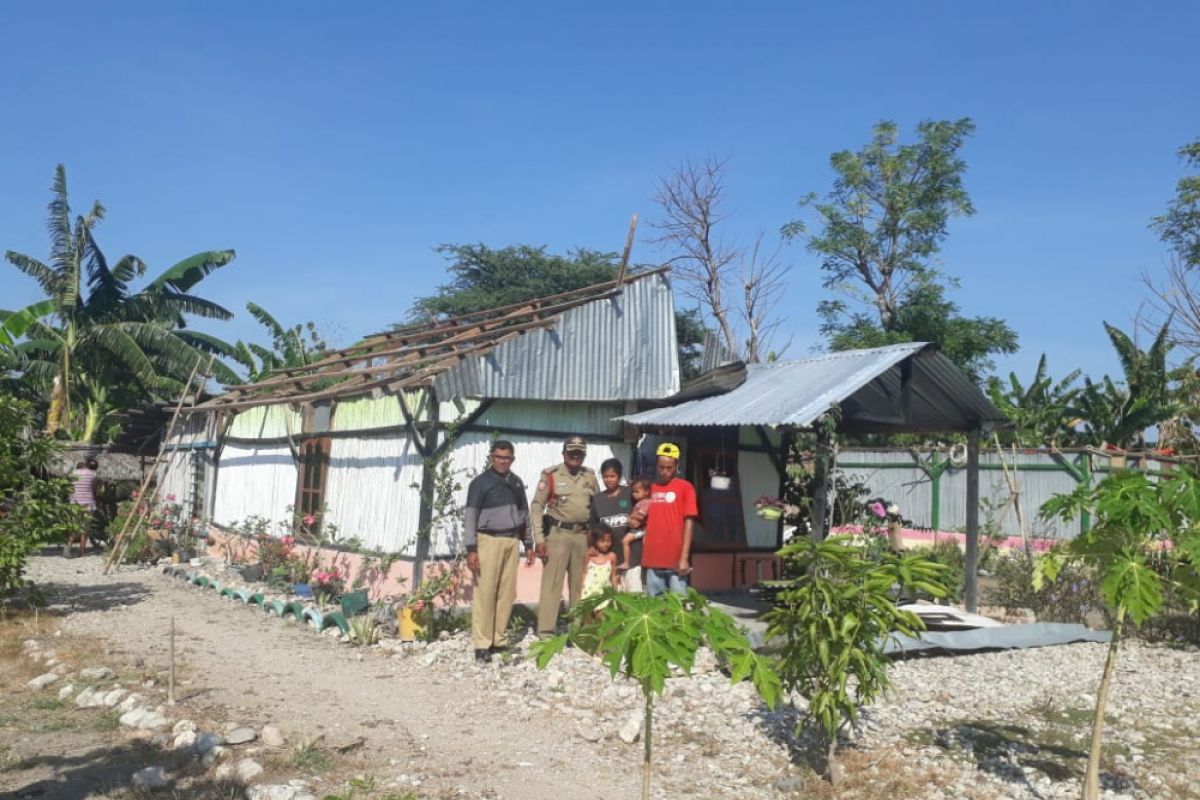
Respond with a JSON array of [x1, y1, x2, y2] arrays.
[[617, 213, 638, 286], [168, 616, 176, 705]]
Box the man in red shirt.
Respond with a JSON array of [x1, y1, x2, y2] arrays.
[[640, 442, 698, 597]]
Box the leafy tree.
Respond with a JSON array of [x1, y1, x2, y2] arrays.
[[3, 165, 239, 439], [784, 119, 1018, 382], [764, 537, 948, 783], [0, 396, 87, 597], [530, 588, 779, 800], [1038, 470, 1199, 800], [1151, 137, 1200, 270], [409, 243, 707, 379], [229, 303, 329, 381], [988, 354, 1082, 447], [1074, 321, 1176, 448]]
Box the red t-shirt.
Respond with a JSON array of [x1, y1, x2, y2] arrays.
[[640, 478, 699, 569]]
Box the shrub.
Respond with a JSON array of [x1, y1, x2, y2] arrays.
[[914, 542, 965, 603], [989, 548, 1106, 625], [0, 397, 87, 597]]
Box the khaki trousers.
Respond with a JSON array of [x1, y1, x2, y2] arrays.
[[471, 534, 520, 650], [536, 529, 589, 636]]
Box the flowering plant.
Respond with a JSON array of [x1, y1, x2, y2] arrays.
[[754, 496, 789, 511], [312, 568, 345, 605]]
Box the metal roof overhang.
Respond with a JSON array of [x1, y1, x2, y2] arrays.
[[616, 343, 1009, 434]]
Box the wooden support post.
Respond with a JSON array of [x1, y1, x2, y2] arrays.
[[965, 428, 981, 613], [168, 616, 176, 705], [412, 388, 440, 590], [810, 425, 833, 542], [617, 213, 638, 286]]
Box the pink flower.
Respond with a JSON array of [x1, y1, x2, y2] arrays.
[[131, 490, 140, 499], [167, 494, 176, 502], [303, 514, 316, 526], [869, 501, 886, 519]]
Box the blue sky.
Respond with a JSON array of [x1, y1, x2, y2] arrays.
[[1, 2, 1197, 386]]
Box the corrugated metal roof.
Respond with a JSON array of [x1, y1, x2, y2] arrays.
[[435, 272, 680, 401], [617, 343, 1007, 431]]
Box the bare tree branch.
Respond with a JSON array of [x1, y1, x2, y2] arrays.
[[1141, 256, 1200, 356], [740, 232, 791, 362]]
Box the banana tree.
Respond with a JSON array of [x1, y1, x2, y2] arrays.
[[3, 165, 240, 437], [987, 353, 1081, 446]]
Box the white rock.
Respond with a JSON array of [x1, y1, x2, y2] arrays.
[[117, 693, 141, 713], [119, 708, 148, 728], [80, 666, 115, 680], [420, 652, 438, 667], [260, 725, 286, 748], [214, 763, 235, 780], [28, 672, 59, 689], [226, 726, 257, 745], [577, 724, 602, 742], [172, 719, 197, 735], [103, 688, 128, 707], [57, 683, 76, 700], [618, 714, 643, 744], [236, 758, 264, 782], [249, 786, 299, 800], [173, 730, 197, 750], [131, 766, 170, 788]]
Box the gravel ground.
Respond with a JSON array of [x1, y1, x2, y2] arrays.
[[22, 552, 1200, 800]]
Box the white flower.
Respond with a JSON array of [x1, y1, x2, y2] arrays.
[[886, 503, 900, 516]]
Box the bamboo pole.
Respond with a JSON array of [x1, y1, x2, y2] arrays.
[[168, 616, 176, 705], [105, 356, 211, 572]]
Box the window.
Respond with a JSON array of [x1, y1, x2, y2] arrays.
[[296, 436, 331, 531]]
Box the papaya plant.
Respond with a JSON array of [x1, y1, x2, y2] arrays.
[[763, 536, 949, 783], [530, 588, 779, 800], [1038, 469, 1200, 800]]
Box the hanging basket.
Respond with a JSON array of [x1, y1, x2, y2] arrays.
[[710, 474, 733, 491], [756, 507, 783, 521]]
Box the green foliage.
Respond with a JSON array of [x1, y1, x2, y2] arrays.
[[1038, 468, 1200, 799], [764, 536, 948, 760], [914, 542, 966, 603], [0, 397, 87, 597], [347, 615, 380, 647], [989, 549, 1106, 625], [784, 118, 1017, 382], [2, 164, 239, 439], [1151, 137, 1200, 270], [530, 588, 778, 799], [988, 354, 1082, 447], [1074, 321, 1177, 448], [229, 302, 329, 381], [407, 243, 707, 380]]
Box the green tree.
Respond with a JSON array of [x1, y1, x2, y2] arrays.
[[3, 165, 239, 439], [988, 354, 1082, 447], [784, 119, 1018, 382], [1151, 137, 1200, 270], [764, 536, 948, 783], [1074, 321, 1176, 449], [1038, 470, 1199, 800], [229, 302, 329, 381], [409, 243, 707, 378], [530, 588, 779, 800]]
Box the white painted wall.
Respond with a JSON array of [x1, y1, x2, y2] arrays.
[[211, 444, 298, 526], [321, 434, 425, 554], [739, 450, 782, 548]]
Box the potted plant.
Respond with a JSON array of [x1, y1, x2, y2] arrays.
[[311, 568, 344, 607], [754, 496, 788, 521]]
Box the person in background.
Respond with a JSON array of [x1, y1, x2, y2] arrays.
[[581, 529, 619, 598], [531, 435, 600, 637], [464, 440, 533, 664], [640, 442, 698, 597], [67, 458, 99, 558]]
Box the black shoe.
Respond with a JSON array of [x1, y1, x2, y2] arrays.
[[474, 648, 493, 663]]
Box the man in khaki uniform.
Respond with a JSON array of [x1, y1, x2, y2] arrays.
[[532, 435, 600, 637]]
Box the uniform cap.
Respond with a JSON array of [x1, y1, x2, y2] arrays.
[[656, 442, 682, 460], [563, 435, 588, 453]]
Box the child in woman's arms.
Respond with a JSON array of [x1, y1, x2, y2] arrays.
[[618, 477, 652, 571]]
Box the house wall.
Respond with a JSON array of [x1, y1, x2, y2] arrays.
[[211, 443, 298, 526], [322, 433, 424, 553], [739, 450, 781, 548]]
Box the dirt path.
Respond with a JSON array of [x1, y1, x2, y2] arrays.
[[24, 553, 644, 800]]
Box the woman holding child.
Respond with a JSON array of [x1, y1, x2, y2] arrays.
[[589, 458, 646, 592]]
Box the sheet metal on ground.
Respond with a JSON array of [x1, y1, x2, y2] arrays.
[[883, 623, 1111, 656]]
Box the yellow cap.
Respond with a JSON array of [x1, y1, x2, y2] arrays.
[[656, 442, 681, 460]]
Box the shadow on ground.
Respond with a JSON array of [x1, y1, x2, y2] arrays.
[[5, 740, 248, 800]]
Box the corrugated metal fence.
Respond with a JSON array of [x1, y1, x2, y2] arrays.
[[837, 448, 1181, 540]]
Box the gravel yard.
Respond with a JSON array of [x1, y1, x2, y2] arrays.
[[4, 552, 1198, 800]]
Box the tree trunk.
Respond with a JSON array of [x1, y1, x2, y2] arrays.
[[642, 691, 653, 800], [1083, 606, 1124, 800]]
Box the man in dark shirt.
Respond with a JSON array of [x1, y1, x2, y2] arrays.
[[464, 440, 533, 663]]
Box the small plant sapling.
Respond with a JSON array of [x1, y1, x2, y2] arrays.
[[530, 589, 779, 800], [1038, 469, 1200, 800], [764, 536, 949, 783]]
